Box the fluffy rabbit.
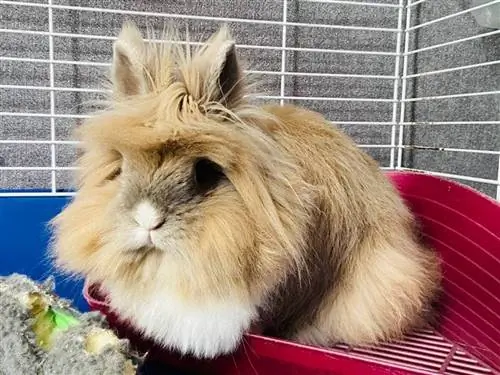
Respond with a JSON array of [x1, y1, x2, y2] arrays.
[[51, 22, 441, 359]]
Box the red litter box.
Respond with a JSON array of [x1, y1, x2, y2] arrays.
[[85, 171, 500, 375]]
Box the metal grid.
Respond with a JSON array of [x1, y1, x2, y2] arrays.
[[331, 330, 493, 374], [0, 0, 499, 200]]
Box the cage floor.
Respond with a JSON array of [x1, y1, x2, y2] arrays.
[[86, 282, 496, 374], [329, 330, 493, 375]]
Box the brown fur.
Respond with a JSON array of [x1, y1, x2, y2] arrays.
[[51, 22, 441, 353]]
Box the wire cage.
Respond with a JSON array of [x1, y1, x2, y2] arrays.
[[0, 0, 499, 374]]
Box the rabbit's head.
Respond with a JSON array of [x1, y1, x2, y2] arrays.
[[51, 23, 312, 334]]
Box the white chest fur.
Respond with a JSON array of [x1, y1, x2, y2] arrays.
[[107, 285, 257, 358]]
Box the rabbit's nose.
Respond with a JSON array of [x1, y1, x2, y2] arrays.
[[149, 218, 166, 230], [133, 200, 165, 231]]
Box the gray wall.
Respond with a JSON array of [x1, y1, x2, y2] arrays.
[[1, 0, 499, 197]]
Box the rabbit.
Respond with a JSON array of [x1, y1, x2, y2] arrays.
[[51, 21, 442, 359]]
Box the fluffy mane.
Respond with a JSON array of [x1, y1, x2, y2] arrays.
[[56, 22, 312, 298], [105, 22, 258, 124]]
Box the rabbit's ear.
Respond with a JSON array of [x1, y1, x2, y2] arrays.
[[111, 21, 148, 98], [196, 26, 245, 108]]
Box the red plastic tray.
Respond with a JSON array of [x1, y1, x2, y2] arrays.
[[85, 171, 500, 374]]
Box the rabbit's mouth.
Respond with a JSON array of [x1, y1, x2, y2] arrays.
[[124, 245, 159, 257]]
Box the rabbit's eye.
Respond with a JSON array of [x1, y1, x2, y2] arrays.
[[193, 158, 224, 193], [106, 167, 122, 181]]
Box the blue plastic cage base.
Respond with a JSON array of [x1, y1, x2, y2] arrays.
[[0, 196, 88, 311]]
